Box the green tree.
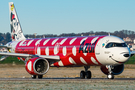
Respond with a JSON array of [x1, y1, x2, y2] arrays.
[[5, 32, 11, 42]]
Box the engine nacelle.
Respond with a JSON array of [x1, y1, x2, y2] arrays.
[[100, 64, 124, 75], [25, 57, 49, 75]]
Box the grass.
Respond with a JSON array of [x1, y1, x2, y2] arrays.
[[0, 54, 135, 64], [125, 55, 135, 64], [0, 56, 24, 64]]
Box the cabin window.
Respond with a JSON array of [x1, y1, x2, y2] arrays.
[[105, 42, 127, 48]]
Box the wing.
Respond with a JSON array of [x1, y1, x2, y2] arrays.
[[0, 45, 12, 49], [0, 52, 60, 61], [130, 51, 135, 57], [0, 45, 60, 61]]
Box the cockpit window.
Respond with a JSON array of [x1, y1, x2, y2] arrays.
[[105, 43, 127, 48]]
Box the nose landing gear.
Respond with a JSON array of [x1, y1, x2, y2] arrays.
[[107, 65, 114, 79], [80, 66, 91, 79]]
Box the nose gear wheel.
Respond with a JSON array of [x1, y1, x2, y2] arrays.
[[107, 65, 114, 79]]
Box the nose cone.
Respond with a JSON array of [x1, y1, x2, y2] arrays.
[[110, 48, 130, 64], [117, 49, 130, 63], [119, 53, 130, 63]]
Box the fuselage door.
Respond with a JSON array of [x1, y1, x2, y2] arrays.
[[95, 38, 104, 55]]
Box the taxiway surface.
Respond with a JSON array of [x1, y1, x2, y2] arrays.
[[0, 65, 135, 89], [0, 77, 135, 81]]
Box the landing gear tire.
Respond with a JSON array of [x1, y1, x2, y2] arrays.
[[38, 75, 43, 79], [80, 66, 92, 79], [107, 74, 114, 79], [31, 75, 36, 79], [80, 70, 92, 79], [80, 71, 85, 79], [86, 71, 91, 79]]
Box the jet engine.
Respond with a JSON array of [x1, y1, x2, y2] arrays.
[[100, 64, 124, 75], [25, 57, 49, 75]]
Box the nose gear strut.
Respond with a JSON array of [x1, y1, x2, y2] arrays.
[[106, 65, 114, 79]]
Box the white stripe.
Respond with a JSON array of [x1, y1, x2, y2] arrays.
[[72, 46, 76, 56], [70, 38, 77, 45], [50, 64, 54, 66], [27, 39, 34, 46], [83, 53, 87, 56], [83, 45, 87, 56], [37, 47, 40, 55], [45, 47, 49, 55], [35, 39, 42, 46], [80, 37, 88, 44], [63, 46, 67, 56], [80, 57, 87, 64], [19, 40, 25, 46], [54, 46, 58, 55], [28, 61, 32, 71], [60, 38, 67, 45], [58, 61, 64, 66], [52, 38, 59, 45], [91, 57, 98, 65], [91, 37, 98, 44], [43, 39, 50, 45], [69, 57, 76, 64]]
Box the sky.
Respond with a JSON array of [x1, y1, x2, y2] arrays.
[[0, 0, 135, 35]]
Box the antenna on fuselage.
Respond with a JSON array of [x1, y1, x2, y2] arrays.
[[34, 33, 37, 38], [108, 32, 110, 36]]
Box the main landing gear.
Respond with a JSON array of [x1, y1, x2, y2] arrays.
[[31, 75, 43, 79], [80, 66, 91, 79]]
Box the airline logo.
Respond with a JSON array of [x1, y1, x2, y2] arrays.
[[11, 13, 15, 21], [11, 4, 14, 11], [79, 39, 97, 53], [102, 43, 105, 47]]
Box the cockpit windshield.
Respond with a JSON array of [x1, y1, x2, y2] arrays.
[[105, 42, 127, 48]]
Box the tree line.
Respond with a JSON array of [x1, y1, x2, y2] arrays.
[[0, 30, 135, 45]]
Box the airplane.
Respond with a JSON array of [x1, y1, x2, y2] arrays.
[[0, 2, 133, 79]]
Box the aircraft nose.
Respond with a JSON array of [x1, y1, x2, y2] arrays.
[[119, 52, 130, 63], [111, 49, 130, 64]]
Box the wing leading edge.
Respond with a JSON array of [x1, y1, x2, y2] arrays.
[[0, 52, 60, 61]]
